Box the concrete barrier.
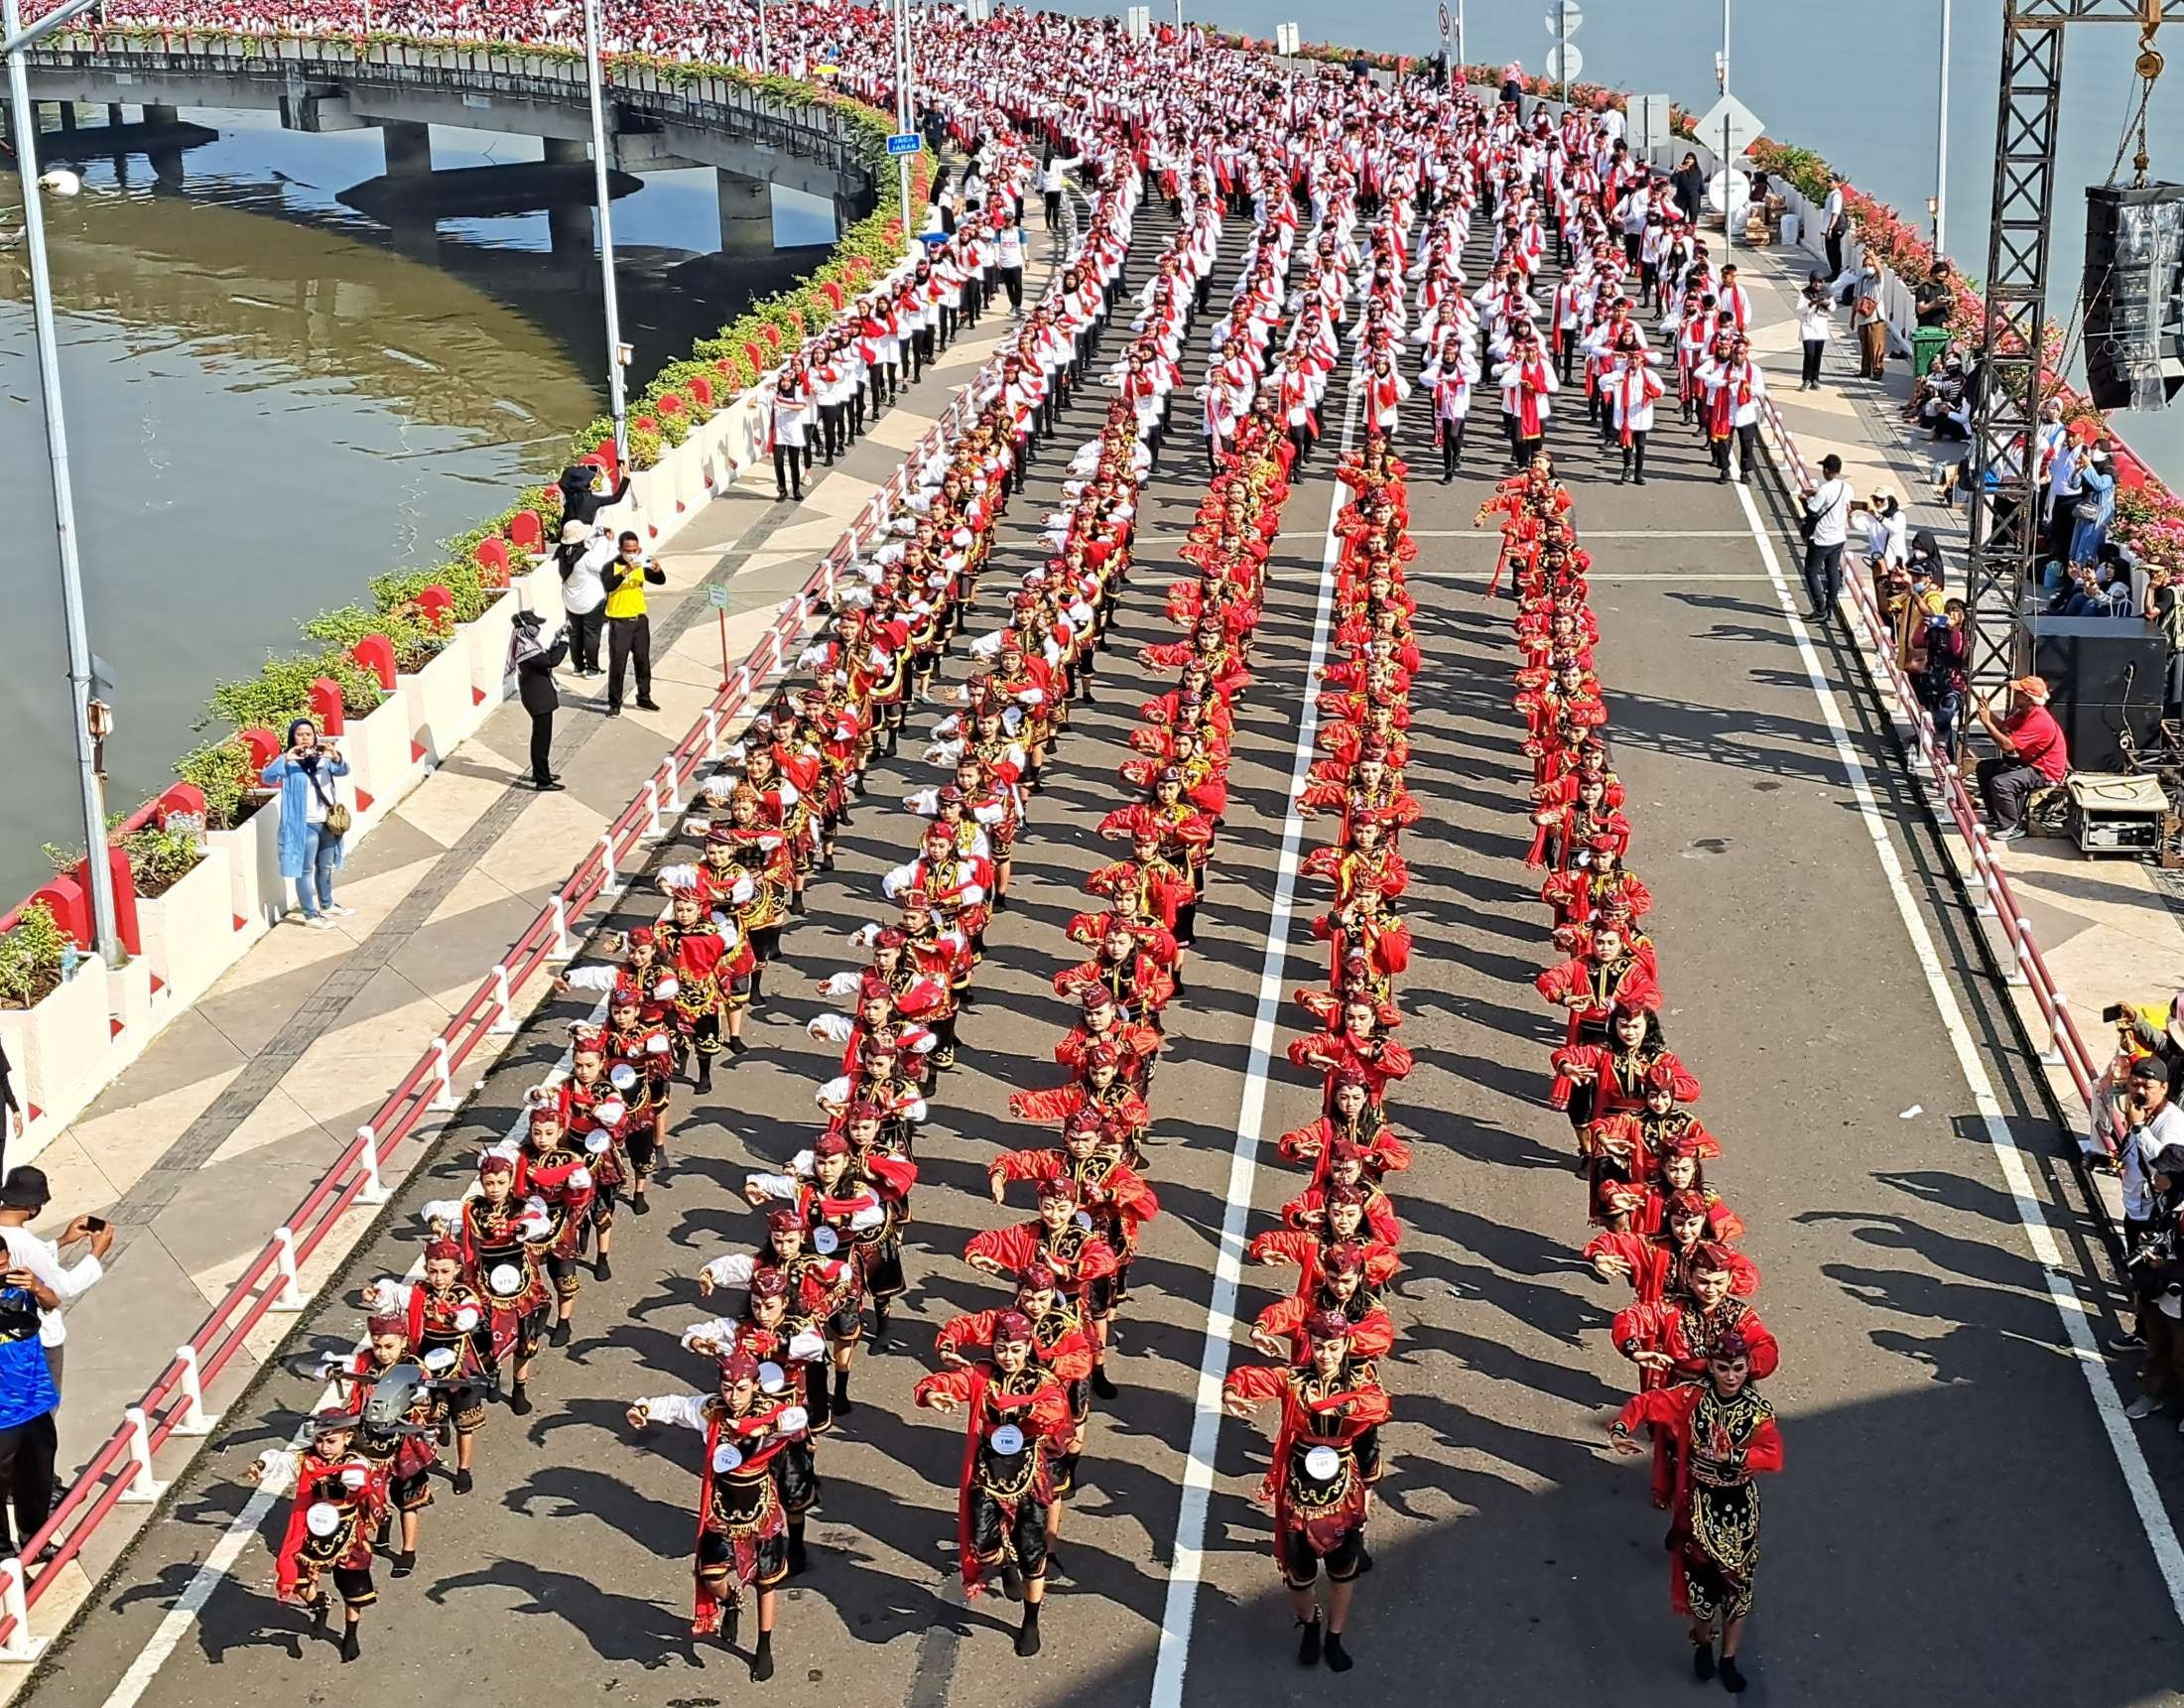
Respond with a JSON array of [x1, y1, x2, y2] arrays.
[[133, 842, 239, 1012]]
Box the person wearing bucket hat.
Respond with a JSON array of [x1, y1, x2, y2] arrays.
[[1221, 1312, 1391, 1672], [1608, 1330, 1785, 1692], [628, 1346, 808, 1675], [912, 1312, 1074, 1655], [244, 1409, 388, 1663]]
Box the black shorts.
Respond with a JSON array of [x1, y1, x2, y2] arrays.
[[772, 1437, 821, 1515], [968, 1487, 1050, 1580], [332, 1564, 376, 1608], [698, 1526, 789, 1590], [1083, 1274, 1118, 1318], [1282, 1522, 1364, 1589]]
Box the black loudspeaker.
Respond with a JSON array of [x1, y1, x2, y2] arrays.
[[2082, 185, 2184, 413], [2029, 615, 2166, 773]]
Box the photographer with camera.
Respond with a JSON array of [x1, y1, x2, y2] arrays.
[[2123, 1143, 2184, 1424], [2107, 1058, 2184, 1368], [0, 1167, 108, 1556], [260, 718, 352, 930], [509, 610, 572, 792]]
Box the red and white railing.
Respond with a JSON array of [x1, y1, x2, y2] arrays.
[[1756, 395, 2118, 1157], [0, 349, 1002, 1657]]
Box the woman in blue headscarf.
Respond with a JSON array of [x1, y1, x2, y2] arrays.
[[260, 718, 352, 929]]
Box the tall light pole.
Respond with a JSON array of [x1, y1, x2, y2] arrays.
[[4, 0, 121, 969], [1718, 0, 1734, 255], [894, 0, 914, 257], [757, 0, 770, 76], [578, 0, 628, 465], [1933, 0, 1951, 254]]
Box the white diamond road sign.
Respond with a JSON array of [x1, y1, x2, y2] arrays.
[[885, 132, 921, 156], [1696, 92, 1765, 161]]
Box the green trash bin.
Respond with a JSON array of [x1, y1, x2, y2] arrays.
[[1912, 326, 1951, 378]]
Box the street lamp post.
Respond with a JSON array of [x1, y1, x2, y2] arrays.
[[758, 0, 770, 76], [895, 0, 915, 256], [1719, 0, 1734, 255], [3, 0, 121, 969], [578, 0, 629, 466], [1934, 0, 1951, 254]]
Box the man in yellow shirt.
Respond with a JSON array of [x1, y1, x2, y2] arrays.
[[602, 530, 666, 716]]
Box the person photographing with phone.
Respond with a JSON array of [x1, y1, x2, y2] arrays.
[[0, 1166, 109, 1557], [260, 717, 353, 930]]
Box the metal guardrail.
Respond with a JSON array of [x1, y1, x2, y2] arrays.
[[1756, 393, 2118, 1157], [0, 242, 1031, 1658]]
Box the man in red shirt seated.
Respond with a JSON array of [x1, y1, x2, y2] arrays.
[[1973, 675, 2070, 843]]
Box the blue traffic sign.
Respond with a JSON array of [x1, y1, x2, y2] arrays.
[[886, 132, 922, 156]]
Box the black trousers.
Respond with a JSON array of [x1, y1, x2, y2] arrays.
[[1802, 339, 1825, 386], [1000, 266, 1023, 312], [1801, 540, 1846, 615], [0, 1412, 58, 1553], [773, 443, 804, 499], [567, 607, 603, 673], [1043, 189, 1061, 228], [1825, 230, 1845, 278], [529, 710, 555, 784], [607, 614, 651, 711], [1978, 758, 2047, 832]]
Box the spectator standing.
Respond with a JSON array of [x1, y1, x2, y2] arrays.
[[259, 719, 350, 929], [1972, 675, 2070, 842], [2069, 441, 2118, 569], [1915, 596, 1972, 750], [555, 520, 611, 678], [0, 1045, 18, 1176], [601, 530, 665, 718], [0, 1168, 74, 1556], [1912, 258, 1957, 328], [1852, 260, 1888, 380], [558, 460, 630, 532], [770, 372, 810, 502], [2108, 1059, 2184, 1361], [2122, 1140, 2184, 1422], [511, 611, 571, 792], [2143, 563, 2184, 714], [1798, 454, 1856, 623], [1795, 274, 1832, 391], [1038, 147, 1082, 231], [1821, 174, 1849, 278], [1671, 153, 1705, 226]]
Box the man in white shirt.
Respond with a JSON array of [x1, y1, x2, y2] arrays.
[[1821, 176, 1848, 278], [1800, 453, 1857, 623], [0, 1168, 108, 1394], [2110, 1060, 2184, 1386], [0, 1167, 105, 1554]]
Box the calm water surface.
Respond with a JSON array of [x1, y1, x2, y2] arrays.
[[0, 107, 834, 899]]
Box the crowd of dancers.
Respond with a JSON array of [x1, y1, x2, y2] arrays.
[[184, 0, 1814, 1688]]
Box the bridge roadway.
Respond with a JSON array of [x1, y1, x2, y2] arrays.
[[23, 220, 2184, 1705]]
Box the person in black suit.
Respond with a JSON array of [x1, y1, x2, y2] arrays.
[[511, 612, 572, 791]]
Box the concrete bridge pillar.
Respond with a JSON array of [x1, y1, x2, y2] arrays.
[[55, 101, 75, 133], [548, 201, 592, 262], [717, 172, 775, 255], [106, 103, 125, 127], [143, 103, 180, 126], [381, 120, 433, 177], [543, 137, 588, 166]]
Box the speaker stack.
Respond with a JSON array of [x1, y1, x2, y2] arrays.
[[2082, 185, 2184, 414], [2029, 614, 2166, 773]]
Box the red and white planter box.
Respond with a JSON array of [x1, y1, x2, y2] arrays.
[[134, 845, 241, 1013], [339, 687, 421, 842], [207, 815, 281, 940], [0, 959, 114, 1152], [403, 641, 483, 770], [464, 591, 522, 721]]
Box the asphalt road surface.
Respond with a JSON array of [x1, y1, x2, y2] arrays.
[[28, 210, 2184, 1708]]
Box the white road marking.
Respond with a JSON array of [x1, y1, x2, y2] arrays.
[[1147, 377, 1361, 1708], [1730, 478, 2184, 1624], [96, 1012, 600, 1708]]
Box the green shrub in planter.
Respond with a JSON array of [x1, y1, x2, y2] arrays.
[[174, 737, 257, 830], [305, 601, 447, 673], [117, 826, 203, 899], [0, 901, 64, 1010]]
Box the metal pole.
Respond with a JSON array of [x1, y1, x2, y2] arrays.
[[1558, 6, 1567, 102], [758, 0, 769, 75], [1456, 0, 1464, 72], [895, 0, 913, 257], [1935, 0, 1951, 254], [578, 0, 627, 466], [1720, 0, 1734, 254], [4, 0, 119, 968]]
